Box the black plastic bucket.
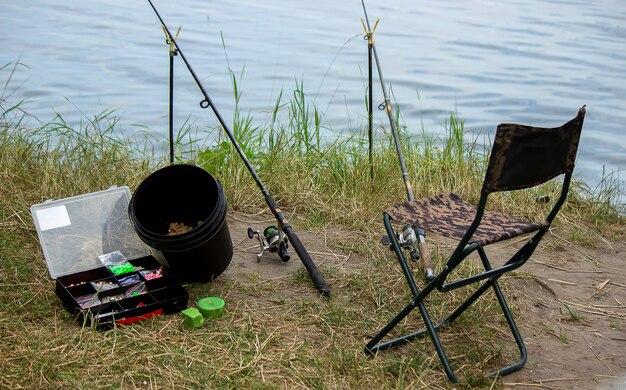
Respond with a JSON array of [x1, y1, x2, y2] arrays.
[[128, 164, 233, 282]]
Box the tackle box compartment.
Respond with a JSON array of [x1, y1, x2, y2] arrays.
[[31, 186, 188, 329]]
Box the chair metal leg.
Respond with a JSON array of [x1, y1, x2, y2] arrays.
[[476, 247, 527, 377], [365, 293, 458, 382], [488, 278, 527, 377], [366, 224, 529, 382], [445, 278, 493, 324], [366, 214, 458, 382], [383, 212, 421, 297], [443, 272, 528, 378]]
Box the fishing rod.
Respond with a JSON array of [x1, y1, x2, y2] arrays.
[[360, 0, 434, 281], [367, 21, 375, 182], [147, 0, 331, 297], [163, 25, 180, 164]]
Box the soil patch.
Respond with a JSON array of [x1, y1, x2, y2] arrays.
[[223, 212, 625, 388], [504, 235, 626, 389], [224, 213, 360, 283]]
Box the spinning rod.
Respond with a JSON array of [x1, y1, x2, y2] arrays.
[[147, 0, 331, 297], [360, 0, 434, 281], [163, 25, 180, 164]]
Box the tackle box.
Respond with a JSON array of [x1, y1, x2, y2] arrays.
[[31, 186, 189, 329]]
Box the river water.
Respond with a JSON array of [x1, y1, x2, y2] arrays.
[[2, 0, 625, 200]]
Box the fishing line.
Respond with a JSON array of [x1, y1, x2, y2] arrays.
[[360, 0, 434, 280], [147, 0, 331, 296]]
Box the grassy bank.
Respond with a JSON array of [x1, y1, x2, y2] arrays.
[[1, 69, 624, 389]]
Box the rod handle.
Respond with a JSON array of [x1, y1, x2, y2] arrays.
[[417, 240, 435, 281], [283, 225, 331, 297]]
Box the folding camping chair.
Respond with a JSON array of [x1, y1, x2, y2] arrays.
[[365, 106, 586, 382]]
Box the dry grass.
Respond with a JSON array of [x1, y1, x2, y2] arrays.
[[0, 225, 524, 389], [1, 63, 624, 388]]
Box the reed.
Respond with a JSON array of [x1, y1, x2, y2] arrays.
[[195, 80, 624, 234]]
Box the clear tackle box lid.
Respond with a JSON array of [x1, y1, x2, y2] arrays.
[[30, 186, 151, 279]]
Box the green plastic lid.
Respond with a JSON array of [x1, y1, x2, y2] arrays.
[[197, 297, 225, 319], [181, 307, 204, 329]]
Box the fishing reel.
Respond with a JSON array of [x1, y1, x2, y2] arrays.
[[381, 223, 435, 280], [247, 225, 290, 263], [381, 224, 421, 260]]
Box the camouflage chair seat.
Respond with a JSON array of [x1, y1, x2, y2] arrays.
[[385, 192, 549, 247], [365, 106, 586, 383]]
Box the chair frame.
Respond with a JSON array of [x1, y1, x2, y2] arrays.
[[365, 107, 585, 383]]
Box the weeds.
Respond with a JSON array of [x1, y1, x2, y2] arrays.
[[0, 61, 624, 389]]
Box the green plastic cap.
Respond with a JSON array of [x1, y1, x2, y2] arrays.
[[197, 297, 225, 319], [181, 307, 204, 328]]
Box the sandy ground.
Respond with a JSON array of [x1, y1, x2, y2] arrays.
[[504, 233, 626, 389], [222, 213, 625, 389]]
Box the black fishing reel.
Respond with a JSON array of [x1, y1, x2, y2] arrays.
[[247, 225, 290, 263]]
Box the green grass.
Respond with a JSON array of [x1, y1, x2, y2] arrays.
[[1, 61, 624, 389]]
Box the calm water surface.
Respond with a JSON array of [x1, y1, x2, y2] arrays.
[[1, 0, 625, 197]]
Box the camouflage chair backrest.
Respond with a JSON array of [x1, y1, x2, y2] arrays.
[[482, 106, 586, 194]]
